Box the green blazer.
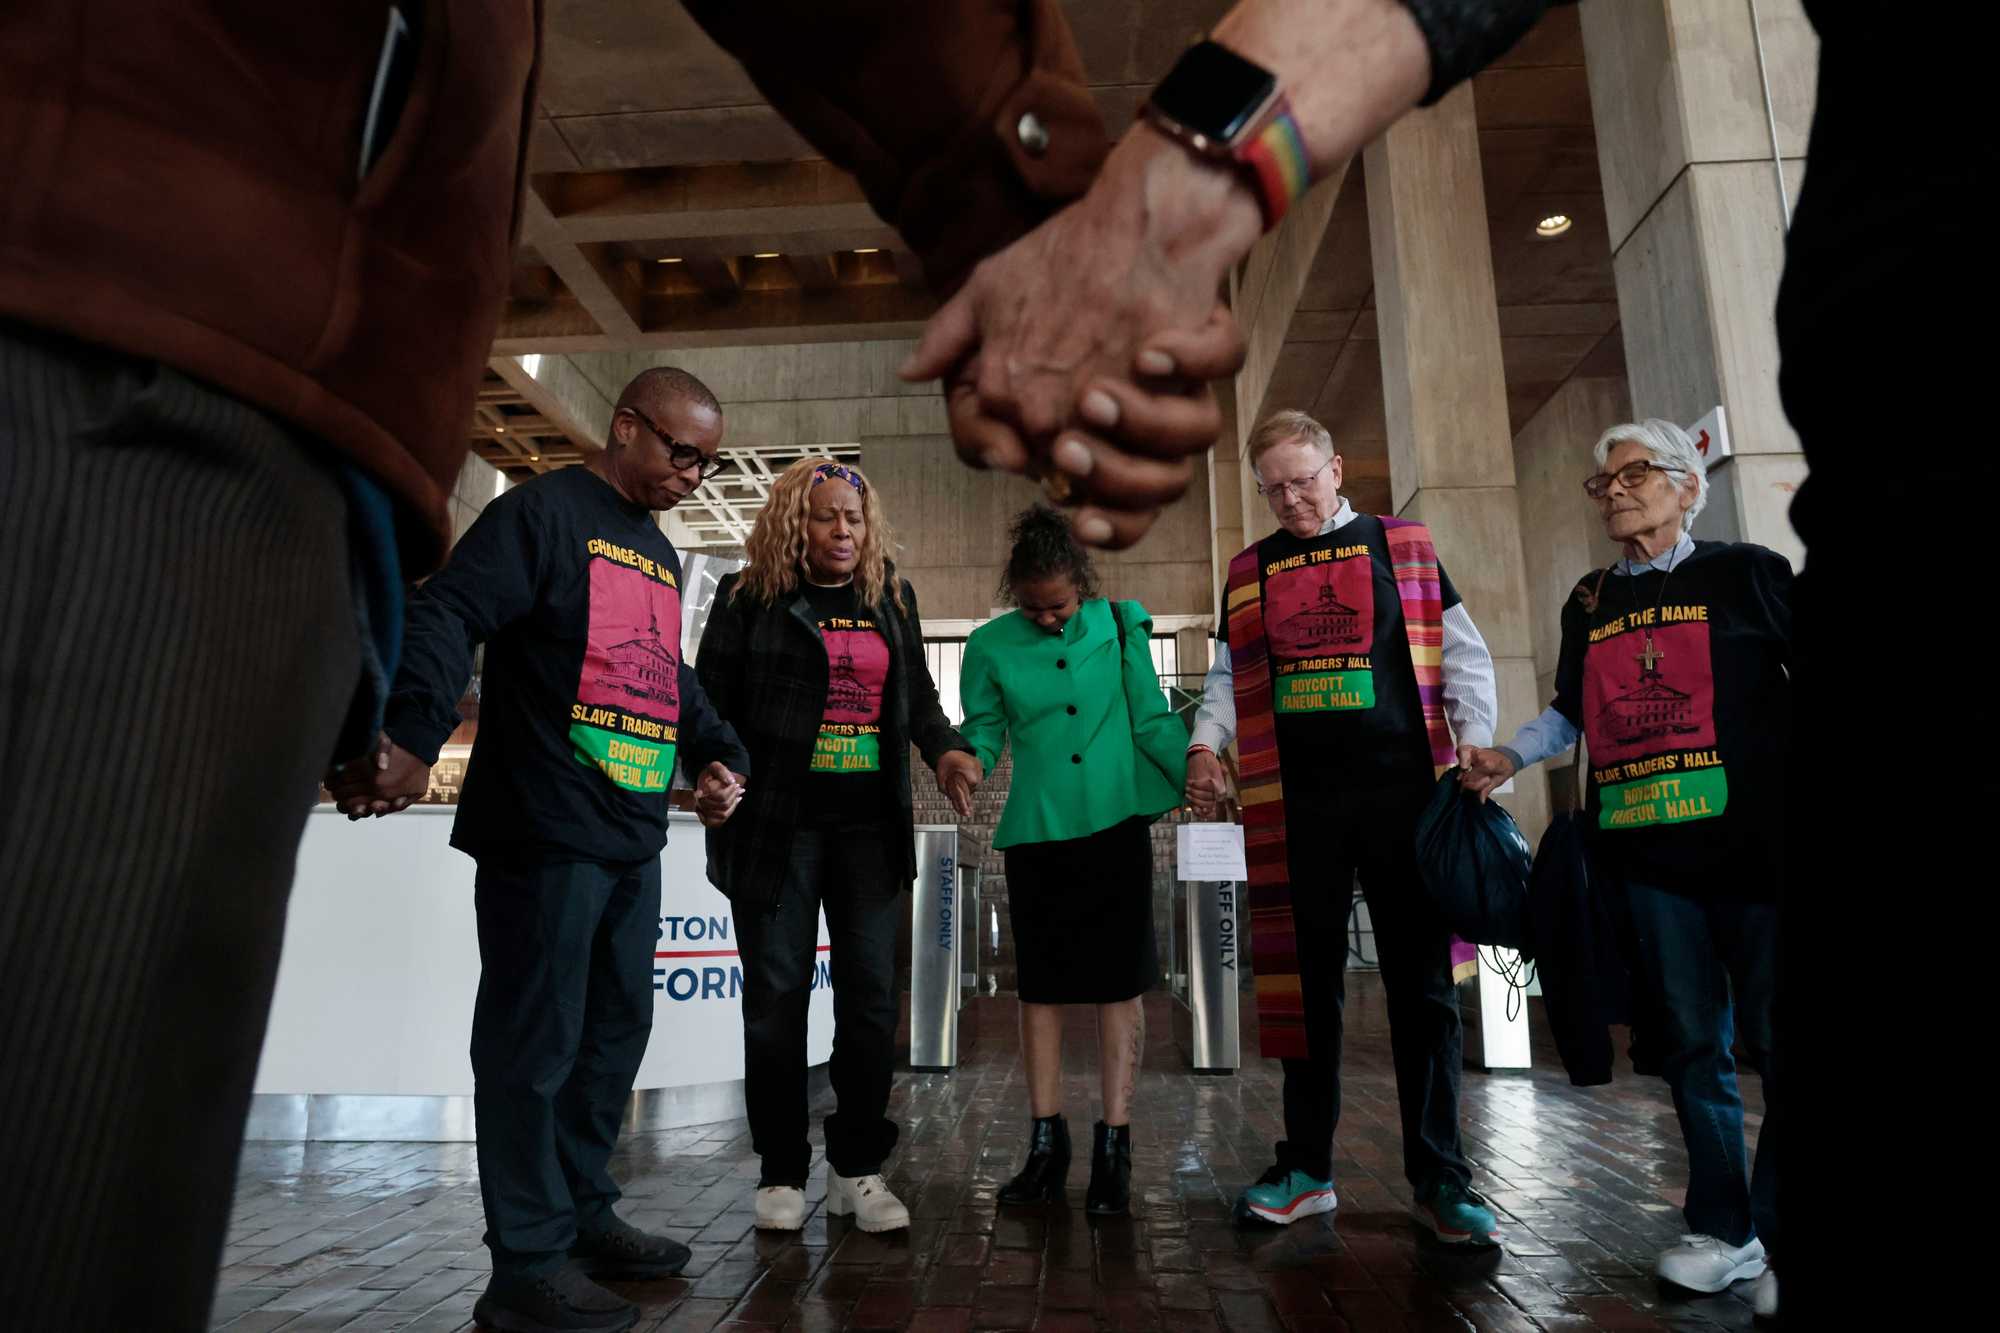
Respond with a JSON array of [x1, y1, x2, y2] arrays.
[[959, 598, 1188, 849]]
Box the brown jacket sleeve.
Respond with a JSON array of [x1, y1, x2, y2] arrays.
[[681, 0, 1107, 294]]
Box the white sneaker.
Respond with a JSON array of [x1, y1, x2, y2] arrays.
[[754, 1185, 806, 1231], [1751, 1267, 1778, 1318], [1656, 1234, 1767, 1293], [825, 1171, 910, 1232]]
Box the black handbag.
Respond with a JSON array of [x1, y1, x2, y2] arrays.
[[1413, 767, 1535, 952]]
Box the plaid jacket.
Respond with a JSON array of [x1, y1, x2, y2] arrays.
[[696, 566, 969, 908]]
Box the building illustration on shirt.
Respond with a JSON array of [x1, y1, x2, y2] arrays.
[[599, 604, 679, 710], [1596, 661, 1698, 749], [826, 652, 869, 714], [1272, 584, 1364, 651]]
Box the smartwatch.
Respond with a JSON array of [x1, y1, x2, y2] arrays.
[[1140, 40, 1310, 229]]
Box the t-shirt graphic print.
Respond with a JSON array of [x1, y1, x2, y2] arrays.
[[572, 544, 683, 792], [813, 613, 889, 774], [1582, 607, 1725, 830], [1264, 539, 1376, 713]]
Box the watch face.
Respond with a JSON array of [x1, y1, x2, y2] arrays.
[[1149, 41, 1277, 144]]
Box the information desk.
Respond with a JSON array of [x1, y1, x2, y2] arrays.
[[246, 806, 832, 1140]]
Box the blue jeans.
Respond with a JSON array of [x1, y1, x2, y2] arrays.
[[1625, 880, 1779, 1252]]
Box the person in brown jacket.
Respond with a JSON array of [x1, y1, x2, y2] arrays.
[[0, 4, 1125, 1330]]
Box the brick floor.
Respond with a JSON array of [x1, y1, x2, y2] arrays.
[[212, 981, 1767, 1331]]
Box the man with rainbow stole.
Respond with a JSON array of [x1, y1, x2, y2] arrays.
[[1185, 410, 1502, 1245]]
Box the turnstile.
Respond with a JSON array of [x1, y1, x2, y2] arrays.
[[908, 825, 979, 1071], [1170, 878, 1241, 1073]]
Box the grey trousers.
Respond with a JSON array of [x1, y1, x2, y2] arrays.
[[0, 321, 361, 1329]]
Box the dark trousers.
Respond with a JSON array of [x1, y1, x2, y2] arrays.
[[1626, 882, 1778, 1251], [471, 856, 661, 1273], [735, 826, 902, 1185], [1277, 782, 1468, 1190], [0, 323, 361, 1329]]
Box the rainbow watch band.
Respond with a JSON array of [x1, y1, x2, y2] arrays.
[[1236, 95, 1310, 230]]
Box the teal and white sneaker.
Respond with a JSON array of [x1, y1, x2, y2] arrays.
[[1414, 1178, 1500, 1246], [1237, 1164, 1337, 1225]]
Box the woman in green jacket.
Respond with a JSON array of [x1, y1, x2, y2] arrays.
[[959, 506, 1188, 1216]]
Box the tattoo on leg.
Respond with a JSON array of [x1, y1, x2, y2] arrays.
[[1120, 1003, 1143, 1114]]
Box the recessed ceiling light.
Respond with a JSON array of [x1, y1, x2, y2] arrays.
[[853, 247, 881, 255], [752, 251, 781, 259], [657, 257, 683, 264], [529, 454, 540, 461], [494, 426, 505, 433], [1535, 213, 1573, 238]]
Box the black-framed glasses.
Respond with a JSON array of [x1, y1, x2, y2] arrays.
[[1255, 457, 1334, 500], [1583, 459, 1682, 499], [622, 407, 730, 483]]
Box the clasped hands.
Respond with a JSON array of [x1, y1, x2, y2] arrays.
[[934, 749, 982, 822], [325, 733, 748, 828], [1183, 748, 1233, 821], [901, 128, 1263, 549]]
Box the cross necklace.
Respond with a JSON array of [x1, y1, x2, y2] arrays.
[[1629, 538, 1685, 677]]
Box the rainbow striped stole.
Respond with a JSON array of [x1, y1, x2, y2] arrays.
[[1224, 545, 1310, 1059], [1380, 518, 1455, 771], [1381, 519, 1479, 982]]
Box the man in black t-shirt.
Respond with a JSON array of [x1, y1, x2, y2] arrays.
[[330, 367, 751, 1333]]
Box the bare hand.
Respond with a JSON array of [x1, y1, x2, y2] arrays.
[[694, 761, 747, 828], [1457, 746, 1517, 804], [903, 130, 1259, 546], [1185, 749, 1231, 819], [325, 732, 430, 819], [934, 750, 983, 821]]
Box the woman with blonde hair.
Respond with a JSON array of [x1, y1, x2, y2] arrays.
[[697, 457, 982, 1233]]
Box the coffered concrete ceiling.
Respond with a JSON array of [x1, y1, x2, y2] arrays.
[[479, 2, 1621, 527]]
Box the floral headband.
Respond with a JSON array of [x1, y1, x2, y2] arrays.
[[810, 462, 867, 495]]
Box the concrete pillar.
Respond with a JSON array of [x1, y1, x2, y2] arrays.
[[860, 424, 1217, 624], [1511, 375, 1632, 702], [448, 455, 508, 547], [1579, 0, 1820, 567], [1218, 171, 1345, 605], [1207, 378, 1247, 616], [1364, 83, 1549, 842], [1173, 626, 1212, 680]]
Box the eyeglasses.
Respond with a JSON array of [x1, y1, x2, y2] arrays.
[[1583, 460, 1682, 499], [623, 408, 730, 483], [1255, 457, 1334, 500]]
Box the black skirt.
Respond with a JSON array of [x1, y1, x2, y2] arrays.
[[1003, 816, 1159, 1004]]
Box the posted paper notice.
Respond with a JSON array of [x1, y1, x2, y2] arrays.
[[1177, 823, 1248, 882]]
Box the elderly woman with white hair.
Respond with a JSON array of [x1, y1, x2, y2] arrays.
[[1461, 419, 1792, 1311]]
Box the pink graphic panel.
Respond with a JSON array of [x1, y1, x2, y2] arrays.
[[1265, 556, 1372, 659], [822, 627, 888, 726], [578, 559, 683, 723], [1582, 620, 1716, 765]]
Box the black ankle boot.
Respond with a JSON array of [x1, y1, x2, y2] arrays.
[[1085, 1120, 1131, 1216], [998, 1114, 1070, 1205]]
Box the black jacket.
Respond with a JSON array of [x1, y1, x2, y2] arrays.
[[696, 567, 969, 907], [1529, 808, 1634, 1086]]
